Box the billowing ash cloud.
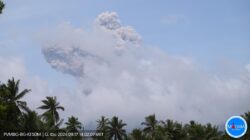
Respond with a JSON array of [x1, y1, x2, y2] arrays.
[[95, 11, 141, 47], [115, 26, 142, 47], [41, 12, 141, 77], [39, 12, 250, 128], [42, 46, 107, 77], [96, 12, 121, 30]]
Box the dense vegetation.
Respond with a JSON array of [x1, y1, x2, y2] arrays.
[[0, 78, 249, 140]]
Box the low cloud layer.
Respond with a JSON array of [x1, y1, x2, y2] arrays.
[[31, 12, 250, 128]]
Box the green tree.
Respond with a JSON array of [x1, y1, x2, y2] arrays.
[[0, 78, 30, 131], [160, 119, 186, 140], [0, 0, 4, 14], [38, 96, 64, 128], [184, 121, 222, 140], [0, 82, 8, 128], [96, 116, 109, 140], [129, 128, 145, 140], [3, 78, 30, 113], [185, 121, 205, 140], [0, 78, 30, 139], [241, 112, 250, 139], [204, 123, 223, 140], [107, 116, 127, 140], [65, 116, 82, 140], [65, 116, 82, 132], [20, 110, 43, 132], [0, 92, 8, 138], [141, 114, 158, 139]]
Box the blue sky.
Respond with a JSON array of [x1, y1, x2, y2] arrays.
[[0, 0, 250, 127], [1, 0, 250, 71]]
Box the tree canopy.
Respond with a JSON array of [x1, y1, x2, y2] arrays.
[[0, 78, 250, 140]]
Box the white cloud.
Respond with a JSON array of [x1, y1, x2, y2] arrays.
[[0, 57, 27, 81], [0, 56, 49, 111], [245, 63, 250, 72], [36, 11, 250, 129]]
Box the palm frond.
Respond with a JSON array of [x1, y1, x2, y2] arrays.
[[15, 89, 30, 100], [38, 105, 50, 109]]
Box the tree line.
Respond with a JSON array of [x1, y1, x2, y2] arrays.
[[0, 78, 249, 140]]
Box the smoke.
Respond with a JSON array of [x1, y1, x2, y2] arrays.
[[95, 11, 141, 48], [96, 12, 121, 30], [39, 12, 250, 128]]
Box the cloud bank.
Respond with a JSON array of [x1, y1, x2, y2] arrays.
[[36, 12, 250, 129]]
